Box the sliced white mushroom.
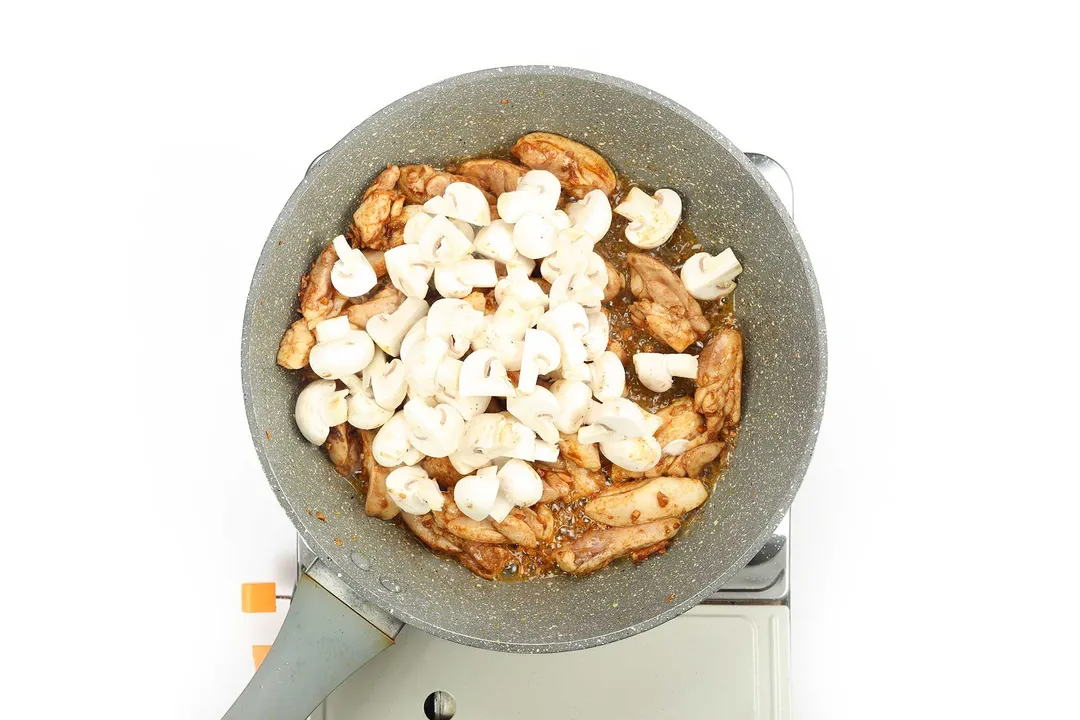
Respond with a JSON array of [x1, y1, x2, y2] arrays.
[[361, 350, 408, 411], [384, 244, 434, 298], [537, 301, 589, 368], [548, 271, 604, 311], [512, 212, 560, 259], [385, 466, 445, 515], [329, 235, 378, 297], [459, 413, 511, 462], [341, 373, 396, 429], [553, 360, 591, 383], [632, 353, 699, 393], [505, 385, 560, 444], [588, 351, 626, 402], [294, 379, 349, 445], [517, 328, 562, 393], [493, 271, 548, 321], [433, 258, 497, 299], [432, 357, 490, 420], [488, 492, 514, 523], [427, 298, 485, 358], [453, 465, 500, 521], [549, 379, 593, 434], [566, 189, 613, 240], [402, 399, 466, 458], [371, 411, 423, 467], [496, 169, 561, 222], [503, 252, 537, 276], [473, 220, 517, 263], [459, 349, 516, 397], [366, 297, 428, 357], [614, 187, 682, 249], [680, 248, 743, 300], [308, 321, 376, 380], [423, 182, 491, 227], [450, 219, 476, 241], [577, 398, 652, 444], [418, 215, 474, 264], [488, 335, 524, 372], [599, 436, 662, 472], [534, 440, 559, 462], [497, 459, 544, 507], [397, 317, 427, 365], [499, 418, 538, 461], [405, 335, 450, 397], [403, 211, 433, 245], [582, 310, 609, 361]]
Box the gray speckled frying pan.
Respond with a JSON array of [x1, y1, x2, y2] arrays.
[[228, 66, 826, 719]]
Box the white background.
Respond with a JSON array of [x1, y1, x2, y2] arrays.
[[2, 2, 1078, 718]]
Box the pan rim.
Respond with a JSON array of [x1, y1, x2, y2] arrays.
[[240, 64, 828, 653]]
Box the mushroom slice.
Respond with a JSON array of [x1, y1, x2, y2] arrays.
[[536, 301, 589, 368], [496, 459, 544, 507], [505, 385, 560, 444], [385, 466, 445, 515], [512, 211, 560, 259], [614, 187, 682, 249], [404, 335, 450, 397], [362, 350, 408, 411], [554, 519, 681, 574], [582, 310, 609, 361], [473, 219, 517, 263], [453, 465, 500, 521], [566, 188, 613, 240], [433, 259, 498, 299], [403, 399, 466, 458], [340, 373, 395, 430], [371, 411, 424, 467], [433, 357, 490, 421], [329, 235, 378, 297], [417, 215, 474, 264], [496, 169, 561, 222], [459, 349, 516, 397], [510, 132, 617, 199], [577, 398, 652, 444], [366, 297, 428, 357], [294, 379, 349, 445], [587, 351, 626, 402], [584, 477, 707, 526], [423, 182, 491, 227], [548, 271, 604, 311], [426, 298, 485, 358], [308, 318, 375, 380], [549, 379, 592, 434], [599, 436, 663, 473], [681, 248, 743, 300], [633, 353, 699, 393], [517, 328, 561, 393], [384, 243, 434, 298]]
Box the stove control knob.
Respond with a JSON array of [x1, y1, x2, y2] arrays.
[[251, 645, 272, 670], [241, 582, 279, 613]]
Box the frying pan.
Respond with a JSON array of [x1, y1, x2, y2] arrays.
[[229, 66, 827, 719]]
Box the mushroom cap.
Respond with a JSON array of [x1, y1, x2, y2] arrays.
[[403, 399, 466, 458], [537, 301, 589, 368], [614, 187, 682, 249], [294, 379, 349, 445], [344, 375, 396, 430], [397, 317, 427, 365], [433, 259, 497, 299], [403, 211, 433, 245], [588, 351, 626, 402], [632, 353, 675, 393], [512, 212, 560, 259], [459, 349, 516, 397], [367, 297, 429, 356], [371, 411, 424, 467], [454, 465, 500, 521], [473, 219, 517, 263], [404, 335, 450, 398], [385, 466, 444, 515], [577, 398, 651, 443], [567, 189, 613, 240], [497, 459, 544, 507], [549, 379, 593, 434], [427, 298, 485, 343], [517, 328, 562, 393], [496, 169, 561, 222], [582, 310, 609, 361], [308, 328, 375, 380], [680, 248, 743, 300], [330, 235, 378, 297], [549, 271, 604, 311], [418, 215, 474, 264], [384, 244, 435, 298], [488, 492, 515, 523], [662, 439, 690, 456], [599, 436, 663, 472], [423, 182, 491, 226], [505, 385, 560, 444], [365, 351, 408, 411]]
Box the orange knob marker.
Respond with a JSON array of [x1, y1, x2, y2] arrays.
[[241, 583, 277, 613], [251, 645, 272, 670]]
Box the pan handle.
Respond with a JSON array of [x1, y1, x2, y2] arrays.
[[222, 569, 394, 720]]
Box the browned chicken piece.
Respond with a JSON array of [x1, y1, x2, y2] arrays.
[[584, 477, 707, 526], [433, 495, 511, 544], [629, 540, 670, 564], [350, 165, 407, 250], [627, 253, 710, 352], [541, 458, 605, 500], [558, 433, 601, 472], [397, 164, 495, 205], [363, 250, 387, 278], [325, 424, 363, 477], [607, 339, 629, 367], [492, 506, 555, 549], [457, 541, 515, 580], [463, 291, 487, 314], [510, 132, 617, 199], [277, 319, 315, 369], [554, 519, 682, 574], [421, 456, 465, 488], [539, 472, 572, 503], [346, 284, 404, 329], [401, 512, 462, 554], [300, 242, 348, 327], [386, 204, 426, 249], [695, 327, 744, 427], [450, 158, 529, 196], [603, 258, 624, 301], [645, 397, 726, 478], [360, 429, 399, 520]]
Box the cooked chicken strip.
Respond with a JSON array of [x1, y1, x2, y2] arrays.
[[360, 429, 399, 520], [695, 327, 744, 427], [433, 496, 511, 544], [277, 319, 315, 369], [450, 158, 528, 196], [492, 511, 540, 548], [363, 250, 387, 278], [558, 433, 601, 472], [646, 397, 726, 478], [627, 253, 710, 352], [350, 165, 406, 249], [607, 339, 629, 366], [539, 472, 572, 503], [510, 132, 617, 199], [457, 542, 514, 580], [326, 424, 363, 477], [397, 164, 495, 205], [603, 258, 624, 301], [584, 477, 707, 526], [345, 284, 404, 329], [299, 242, 348, 327], [554, 519, 682, 574], [421, 456, 465, 488], [401, 512, 462, 554]]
